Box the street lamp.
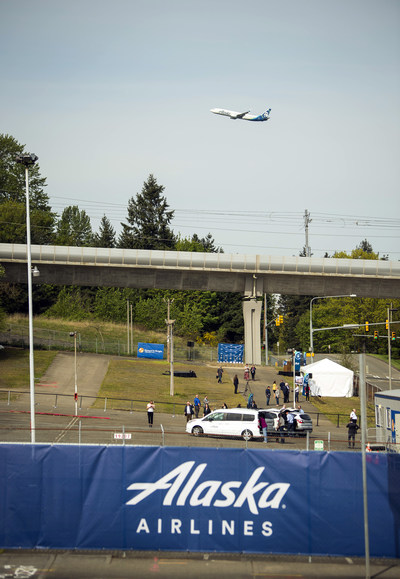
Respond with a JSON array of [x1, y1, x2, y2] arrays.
[[69, 332, 78, 415], [15, 152, 39, 443], [310, 294, 357, 355]]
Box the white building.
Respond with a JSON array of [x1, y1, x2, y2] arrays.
[[374, 389, 400, 450]]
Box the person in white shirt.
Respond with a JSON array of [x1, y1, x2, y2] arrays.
[[146, 401, 155, 427]]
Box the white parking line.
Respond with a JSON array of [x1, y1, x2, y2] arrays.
[[54, 417, 79, 443]]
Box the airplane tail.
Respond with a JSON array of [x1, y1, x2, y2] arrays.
[[264, 108, 271, 117]]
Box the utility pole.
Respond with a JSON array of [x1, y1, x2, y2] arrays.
[[126, 300, 130, 355], [264, 294, 269, 365], [387, 304, 392, 390], [165, 299, 175, 396], [304, 209, 312, 257]]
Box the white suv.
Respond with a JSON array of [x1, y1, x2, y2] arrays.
[[186, 408, 262, 441]]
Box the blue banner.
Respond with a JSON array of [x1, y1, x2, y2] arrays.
[[0, 445, 399, 557], [137, 342, 164, 359], [294, 351, 301, 372], [218, 343, 244, 364]]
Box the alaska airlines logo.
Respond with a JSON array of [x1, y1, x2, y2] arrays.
[[126, 461, 290, 515]]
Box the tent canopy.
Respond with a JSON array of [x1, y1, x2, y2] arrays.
[[301, 358, 354, 398]]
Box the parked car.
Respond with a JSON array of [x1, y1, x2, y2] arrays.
[[186, 408, 266, 441], [285, 408, 313, 435]]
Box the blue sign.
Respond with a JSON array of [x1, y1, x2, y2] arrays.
[[294, 351, 301, 371], [0, 445, 399, 557], [218, 343, 244, 364], [137, 342, 164, 359]]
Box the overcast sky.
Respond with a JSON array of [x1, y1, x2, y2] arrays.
[[1, 0, 399, 258]]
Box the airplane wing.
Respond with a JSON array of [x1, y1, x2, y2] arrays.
[[234, 111, 250, 119]]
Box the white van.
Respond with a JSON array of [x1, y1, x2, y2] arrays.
[[186, 408, 264, 441]]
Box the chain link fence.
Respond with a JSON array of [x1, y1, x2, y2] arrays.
[[0, 324, 220, 361]]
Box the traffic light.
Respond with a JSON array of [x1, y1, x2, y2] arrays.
[[275, 317, 280, 326], [365, 321, 369, 332], [392, 332, 396, 341], [279, 315, 283, 325], [374, 331, 378, 340], [386, 319, 389, 330]]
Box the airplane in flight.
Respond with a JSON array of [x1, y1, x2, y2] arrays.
[[210, 107, 271, 122]]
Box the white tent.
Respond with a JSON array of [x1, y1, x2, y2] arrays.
[[301, 358, 354, 398]]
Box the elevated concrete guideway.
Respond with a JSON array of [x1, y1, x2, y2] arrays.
[[1, 243, 400, 364]]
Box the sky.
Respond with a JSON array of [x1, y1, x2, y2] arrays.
[[1, 0, 399, 259]]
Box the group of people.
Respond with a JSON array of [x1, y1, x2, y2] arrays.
[[258, 404, 305, 444], [184, 395, 223, 422]]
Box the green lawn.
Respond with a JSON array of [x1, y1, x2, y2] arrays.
[[0, 348, 58, 402], [95, 358, 240, 413]]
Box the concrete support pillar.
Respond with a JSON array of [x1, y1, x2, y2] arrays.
[[243, 298, 262, 365]]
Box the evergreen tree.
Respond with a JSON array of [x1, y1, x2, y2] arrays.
[[0, 133, 50, 211], [56, 205, 93, 246], [93, 215, 116, 248], [118, 174, 175, 249], [0, 134, 56, 243]]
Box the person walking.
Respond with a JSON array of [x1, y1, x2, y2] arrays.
[[250, 365, 256, 381], [259, 413, 268, 443], [193, 394, 201, 418], [295, 384, 299, 403], [244, 365, 250, 382], [203, 395, 209, 409], [305, 383, 310, 401], [275, 387, 280, 406], [146, 401, 155, 428], [184, 401, 194, 423], [203, 403, 211, 416], [217, 366, 223, 383], [265, 385, 271, 406], [233, 374, 239, 394], [346, 419, 360, 448]]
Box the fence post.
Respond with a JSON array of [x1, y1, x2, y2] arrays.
[[161, 424, 165, 446], [306, 430, 309, 451], [54, 394, 58, 409], [316, 413, 319, 426], [7, 391, 10, 406], [328, 431, 331, 451], [337, 414, 340, 428], [122, 425, 125, 446], [130, 400, 133, 414], [104, 397, 107, 413], [79, 396, 82, 411], [78, 420, 82, 445]]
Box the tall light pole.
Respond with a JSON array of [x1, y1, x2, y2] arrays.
[[310, 294, 357, 355], [16, 153, 39, 443], [70, 332, 78, 414]]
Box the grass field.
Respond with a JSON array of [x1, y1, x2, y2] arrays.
[[95, 358, 240, 413], [0, 348, 58, 390], [0, 346, 385, 425]]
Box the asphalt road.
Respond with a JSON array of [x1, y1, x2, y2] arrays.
[[1, 550, 399, 579]]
